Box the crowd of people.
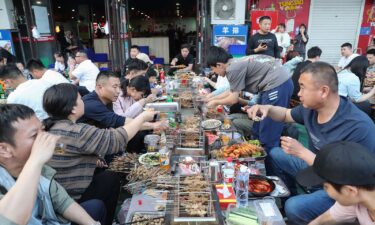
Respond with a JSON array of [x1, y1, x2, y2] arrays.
[[1, 14, 375, 225]]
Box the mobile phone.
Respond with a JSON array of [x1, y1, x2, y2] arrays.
[[260, 42, 267, 47]]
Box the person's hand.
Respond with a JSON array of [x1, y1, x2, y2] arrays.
[[145, 94, 156, 104], [204, 77, 211, 83], [29, 132, 60, 166], [170, 58, 177, 66], [246, 104, 271, 120], [241, 105, 250, 112], [151, 88, 159, 95], [96, 159, 108, 168], [280, 136, 306, 157], [206, 100, 217, 108], [152, 120, 169, 132], [255, 43, 267, 53], [140, 109, 158, 122], [300, 26, 306, 34]]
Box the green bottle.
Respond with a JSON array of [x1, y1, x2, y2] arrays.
[[0, 86, 5, 99]]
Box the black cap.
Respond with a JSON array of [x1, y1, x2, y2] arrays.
[[297, 141, 375, 187]]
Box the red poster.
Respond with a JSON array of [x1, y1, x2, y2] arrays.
[[250, 10, 278, 35], [357, 0, 375, 53]]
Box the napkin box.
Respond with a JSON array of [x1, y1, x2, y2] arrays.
[[215, 184, 236, 210]]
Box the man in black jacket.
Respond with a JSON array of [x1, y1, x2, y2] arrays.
[[246, 16, 280, 58]]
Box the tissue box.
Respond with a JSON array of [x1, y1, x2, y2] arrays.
[[215, 184, 236, 210]]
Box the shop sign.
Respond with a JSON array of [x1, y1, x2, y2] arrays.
[[279, 0, 304, 11], [0, 30, 14, 55], [213, 25, 248, 50]]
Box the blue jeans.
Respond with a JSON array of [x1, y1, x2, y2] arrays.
[[269, 147, 335, 224], [79, 199, 106, 225], [285, 190, 335, 225]]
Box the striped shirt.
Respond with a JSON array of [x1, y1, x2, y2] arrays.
[[46, 120, 128, 199]]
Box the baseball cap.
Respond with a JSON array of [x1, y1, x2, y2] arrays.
[[136, 53, 153, 64], [296, 141, 375, 187]]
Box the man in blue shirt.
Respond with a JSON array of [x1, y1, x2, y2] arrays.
[[79, 71, 167, 153], [248, 62, 375, 224]]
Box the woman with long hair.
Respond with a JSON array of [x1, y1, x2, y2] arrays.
[[42, 83, 157, 225], [338, 56, 375, 114], [113, 75, 155, 118], [293, 24, 309, 59]]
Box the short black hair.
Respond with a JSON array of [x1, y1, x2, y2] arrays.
[[54, 52, 63, 57], [300, 62, 338, 93], [0, 64, 23, 80], [126, 58, 148, 73], [96, 70, 120, 83], [76, 50, 88, 58], [307, 46, 322, 59], [181, 44, 190, 50], [259, 16, 271, 23], [145, 67, 157, 78], [129, 75, 151, 96], [366, 48, 375, 56], [26, 59, 45, 71], [131, 45, 140, 51], [43, 83, 78, 123], [341, 42, 352, 49], [0, 104, 35, 147], [329, 182, 375, 193], [206, 46, 233, 67]]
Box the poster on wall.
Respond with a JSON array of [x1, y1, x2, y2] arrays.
[[32, 6, 51, 34], [213, 25, 248, 51], [250, 10, 278, 35], [0, 30, 14, 55]]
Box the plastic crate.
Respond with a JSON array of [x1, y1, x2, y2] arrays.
[[153, 57, 164, 65], [93, 53, 109, 62], [138, 46, 150, 55], [228, 45, 247, 56]]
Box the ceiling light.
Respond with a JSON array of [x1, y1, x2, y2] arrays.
[[102, 16, 104, 18], [141, 12, 143, 15], [131, 7, 134, 10], [93, 13, 96, 16], [58, 6, 61, 8], [36, 1, 42, 4], [176, 3, 180, 5], [72, 16, 74, 19], [72, 9, 75, 12]]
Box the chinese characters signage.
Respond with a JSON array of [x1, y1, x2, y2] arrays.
[[279, 0, 304, 11], [213, 25, 248, 51]]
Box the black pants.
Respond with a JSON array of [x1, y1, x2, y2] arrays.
[[79, 170, 121, 225]]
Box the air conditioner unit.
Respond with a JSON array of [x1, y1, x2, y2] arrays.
[[211, 0, 246, 25]]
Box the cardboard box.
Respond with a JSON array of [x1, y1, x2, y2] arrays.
[[215, 184, 236, 210]]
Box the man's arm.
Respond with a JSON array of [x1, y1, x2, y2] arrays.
[[248, 105, 295, 123], [207, 91, 239, 107], [62, 202, 96, 225], [309, 210, 336, 225], [0, 133, 59, 225]]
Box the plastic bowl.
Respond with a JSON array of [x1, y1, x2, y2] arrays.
[[248, 175, 275, 197]]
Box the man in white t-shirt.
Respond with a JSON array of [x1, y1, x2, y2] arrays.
[[297, 141, 375, 225], [337, 42, 359, 69], [0, 64, 49, 120], [26, 59, 69, 86], [69, 50, 99, 92]]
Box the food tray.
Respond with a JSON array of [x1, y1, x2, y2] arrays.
[[173, 175, 217, 223], [129, 211, 166, 225], [145, 102, 180, 112]]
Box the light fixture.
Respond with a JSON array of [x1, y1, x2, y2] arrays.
[[36, 1, 42, 4], [72, 16, 74, 19], [58, 6, 61, 8], [176, 2, 180, 5], [93, 13, 96, 16], [72, 9, 75, 12], [102, 16, 104, 18], [131, 7, 134, 10], [55, 25, 60, 33], [141, 12, 143, 15]]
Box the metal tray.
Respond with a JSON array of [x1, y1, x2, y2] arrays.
[[145, 102, 180, 112]]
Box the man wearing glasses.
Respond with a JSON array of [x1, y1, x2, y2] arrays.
[[69, 50, 100, 92]]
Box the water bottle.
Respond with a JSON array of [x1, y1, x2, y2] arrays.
[[222, 157, 235, 184], [235, 165, 249, 208]]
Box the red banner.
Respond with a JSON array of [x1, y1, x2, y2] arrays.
[[13, 35, 55, 43]]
